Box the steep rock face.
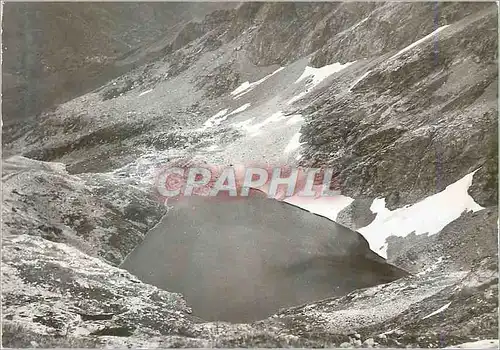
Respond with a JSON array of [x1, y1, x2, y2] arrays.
[[4, 2, 496, 197]]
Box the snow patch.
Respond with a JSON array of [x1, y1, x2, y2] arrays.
[[416, 256, 445, 276], [358, 171, 484, 258], [231, 82, 251, 96], [295, 61, 355, 85], [201, 109, 229, 129], [349, 70, 371, 91], [389, 25, 450, 60], [230, 118, 255, 129], [422, 302, 451, 320], [444, 339, 499, 349], [231, 67, 284, 98], [248, 111, 288, 134], [288, 61, 355, 105], [286, 114, 304, 125], [349, 17, 369, 31], [138, 89, 153, 97]]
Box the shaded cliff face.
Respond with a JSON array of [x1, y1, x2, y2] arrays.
[[1, 1, 498, 348]]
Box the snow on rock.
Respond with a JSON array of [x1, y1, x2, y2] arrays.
[[228, 103, 251, 116], [349, 70, 371, 91], [246, 111, 288, 135], [230, 117, 255, 130], [422, 302, 452, 320], [2, 156, 165, 265], [284, 192, 355, 222], [231, 81, 251, 96], [358, 171, 484, 258], [231, 67, 284, 98], [389, 25, 450, 60], [288, 61, 355, 105], [201, 103, 251, 131], [287, 91, 309, 105], [205, 145, 219, 151], [295, 61, 355, 85], [2, 234, 194, 340], [284, 132, 303, 153]]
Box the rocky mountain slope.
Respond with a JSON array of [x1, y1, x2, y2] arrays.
[[2, 2, 498, 348]]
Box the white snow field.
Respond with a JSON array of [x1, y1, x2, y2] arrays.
[[284, 189, 355, 222]]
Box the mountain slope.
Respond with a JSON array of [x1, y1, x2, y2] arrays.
[[1, 2, 498, 348]]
